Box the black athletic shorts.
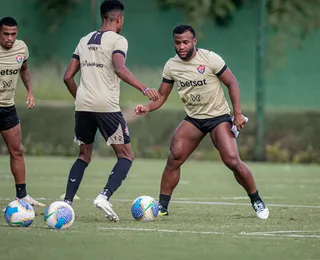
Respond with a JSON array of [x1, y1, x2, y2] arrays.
[[74, 111, 130, 145], [184, 114, 232, 134], [0, 105, 20, 131]]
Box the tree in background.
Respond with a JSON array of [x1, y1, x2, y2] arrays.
[[158, 0, 320, 57]]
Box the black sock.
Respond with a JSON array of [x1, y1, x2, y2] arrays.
[[64, 159, 88, 202], [102, 157, 132, 199], [248, 190, 262, 204], [159, 194, 171, 210], [16, 184, 27, 199]]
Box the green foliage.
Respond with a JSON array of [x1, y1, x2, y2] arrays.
[[158, 0, 320, 51], [29, 0, 84, 33], [158, 0, 240, 27], [0, 106, 319, 163]]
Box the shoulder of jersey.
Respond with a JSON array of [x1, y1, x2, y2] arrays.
[[197, 48, 214, 56], [14, 39, 27, 48]]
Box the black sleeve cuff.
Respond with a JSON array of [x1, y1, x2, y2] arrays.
[[72, 54, 80, 60], [162, 77, 174, 84], [216, 64, 228, 77], [112, 50, 126, 58]]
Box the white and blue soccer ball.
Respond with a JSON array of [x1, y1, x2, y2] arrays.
[[4, 199, 35, 227], [131, 195, 159, 222], [44, 201, 75, 230]]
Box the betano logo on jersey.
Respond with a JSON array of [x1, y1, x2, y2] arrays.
[[179, 79, 207, 88], [0, 69, 19, 75]]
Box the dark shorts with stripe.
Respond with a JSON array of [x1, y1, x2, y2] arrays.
[[74, 111, 130, 145], [0, 105, 20, 131], [184, 114, 232, 134]]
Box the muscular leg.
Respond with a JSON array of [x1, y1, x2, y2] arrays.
[[210, 122, 257, 194], [100, 143, 134, 199], [64, 144, 93, 203], [159, 120, 205, 212], [1, 124, 27, 198], [210, 122, 269, 219]]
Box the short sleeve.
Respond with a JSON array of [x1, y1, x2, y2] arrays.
[[24, 44, 29, 62], [208, 51, 227, 76], [112, 36, 128, 58], [162, 61, 174, 84], [72, 42, 80, 60]]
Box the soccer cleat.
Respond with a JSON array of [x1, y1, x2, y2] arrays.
[[20, 195, 47, 207], [252, 200, 269, 219], [93, 194, 119, 222], [158, 205, 169, 216], [2, 195, 46, 212]]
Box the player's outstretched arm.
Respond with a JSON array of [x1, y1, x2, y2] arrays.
[[63, 58, 80, 99], [219, 68, 247, 130], [133, 81, 173, 116], [20, 61, 35, 109], [112, 53, 159, 101]]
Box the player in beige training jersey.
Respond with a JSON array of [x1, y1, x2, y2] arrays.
[[0, 17, 45, 208], [134, 25, 269, 220], [62, 0, 159, 222]]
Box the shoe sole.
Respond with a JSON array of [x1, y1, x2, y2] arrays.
[[94, 201, 119, 222]]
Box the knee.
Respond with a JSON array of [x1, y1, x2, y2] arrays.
[[78, 150, 92, 164], [10, 144, 24, 158], [117, 149, 134, 162], [223, 154, 242, 172], [167, 148, 185, 166]]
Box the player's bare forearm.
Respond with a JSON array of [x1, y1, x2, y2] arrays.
[[64, 79, 78, 99], [147, 95, 167, 112], [20, 67, 33, 93], [228, 83, 242, 115], [114, 66, 147, 93]]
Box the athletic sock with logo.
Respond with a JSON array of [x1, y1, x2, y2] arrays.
[[64, 159, 88, 202], [101, 158, 132, 200]]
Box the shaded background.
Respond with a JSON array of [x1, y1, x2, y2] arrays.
[[0, 0, 319, 162]]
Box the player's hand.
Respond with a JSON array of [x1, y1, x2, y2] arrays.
[[26, 91, 35, 109], [143, 88, 160, 101], [133, 104, 149, 117], [234, 113, 247, 131]]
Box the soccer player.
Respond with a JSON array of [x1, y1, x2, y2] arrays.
[[63, 0, 159, 222], [0, 17, 45, 207], [134, 25, 269, 219]]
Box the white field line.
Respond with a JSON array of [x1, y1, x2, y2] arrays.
[[240, 230, 320, 238], [98, 227, 226, 235], [1, 197, 320, 209], [98, 227, 320, 239]]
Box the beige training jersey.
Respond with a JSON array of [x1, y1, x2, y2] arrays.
[[73, 30, 128, 112], [162, 48, 230, 119], [0, 40, 29, 107]]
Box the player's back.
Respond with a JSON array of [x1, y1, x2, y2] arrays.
[[74, 30, 128, 113]]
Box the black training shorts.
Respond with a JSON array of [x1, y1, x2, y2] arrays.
[[74, 111, 130, 145], [184, 114, 232, 134], [0, 105, 20, 131]]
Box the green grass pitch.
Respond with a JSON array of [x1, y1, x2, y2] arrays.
[[0, 156, 319, 260]]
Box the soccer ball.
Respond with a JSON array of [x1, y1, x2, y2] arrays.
[[131, 196, 159, 222], [44, 201, 75, 230], [4, 199, 35, 227]]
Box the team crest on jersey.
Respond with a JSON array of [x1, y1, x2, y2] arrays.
[[197, 65, 205, 74], [16, 55, 23, 63]]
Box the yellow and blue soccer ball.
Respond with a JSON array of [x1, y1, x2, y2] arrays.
[[4, 199, 35, 227], [131, 196, 159, 222], [44, 201, 75, 230]]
